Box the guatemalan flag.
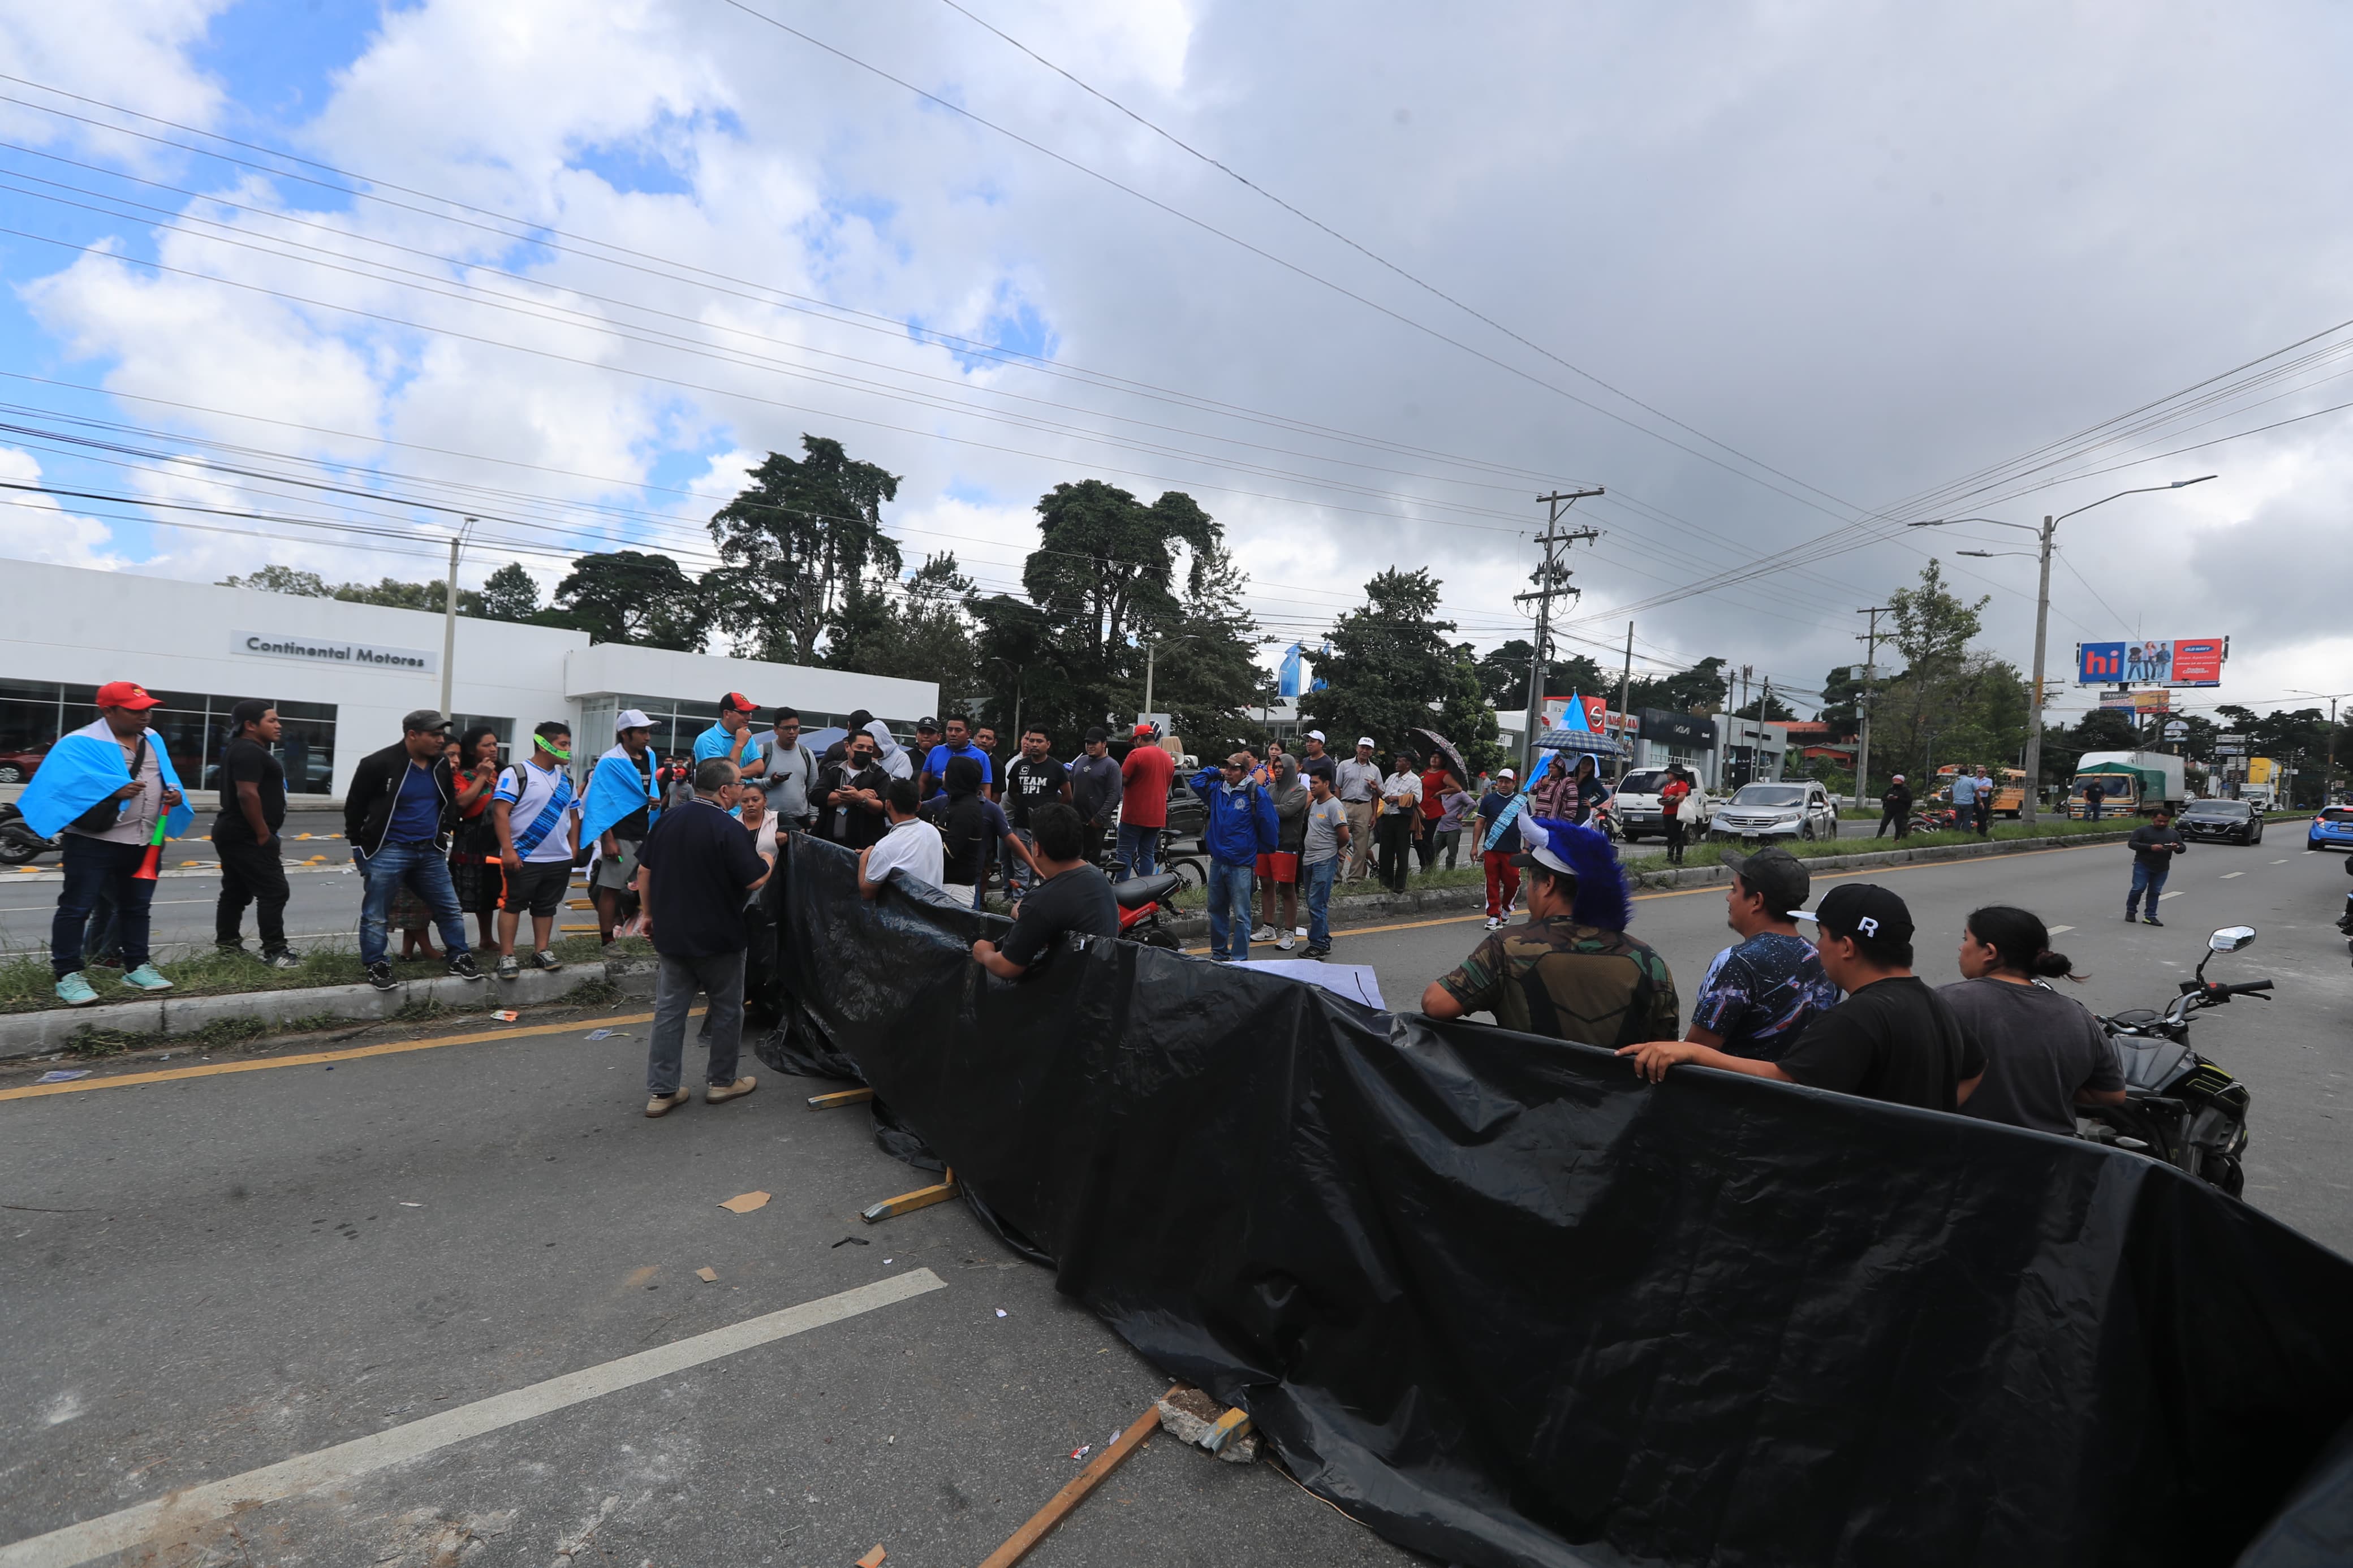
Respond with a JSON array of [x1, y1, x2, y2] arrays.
[[18, 718, 196, 840], [579, 744, 661, 846]]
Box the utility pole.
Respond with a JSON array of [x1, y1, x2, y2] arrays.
[[1512, 489, 1602, 778], [1854, 606, 1890, 813], [1615, 621, 1634, 777], [1755, 676, 1772, 780], [2018, 516, 2055, 824], [438, 517, 473, 723]]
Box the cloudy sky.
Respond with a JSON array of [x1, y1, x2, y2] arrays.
[[3, 0, 2348, 724]]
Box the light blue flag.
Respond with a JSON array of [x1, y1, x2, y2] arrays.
[[18, 723, 196, 840], [580, 746, 660, 845]]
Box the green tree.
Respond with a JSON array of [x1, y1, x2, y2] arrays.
[[1302, 569, 1498, 770], [708, 436, 904, 664], [1624, 655, 1730, 718], [829, 554, 987, 719], [546, 550, 709, 650], [1022, 480, 1218, 675], [1126, 539, 1273, 757], [218, 565, 333, 596], [1817, 665, 1866, 736], [1874, 560, 2016, 777], [1472, 639, 1611, 711], [477, 561, 542, 623]]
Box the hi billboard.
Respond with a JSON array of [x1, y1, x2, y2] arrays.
[[2074, 637, 2226, 686]]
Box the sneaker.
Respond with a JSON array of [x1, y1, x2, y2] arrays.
[[1277, 933, 1295, 951], [532, 949, 563, 973], [262, 948, 303, 971], [1485, 915, 1503, 930], [121, 964, 173, 993], [367, 961, 397, 992], [1251, 924, 1278, 943], [644, 1087, 691, 1118], [705, 1075, 758, 1105], [1302, 945, 1330, 960], [55, 972, 98, 1007], [495, 954, 520, 981], [447, 953, 484, 982], [2143, 915, 2164, 927], [215, 940, 249, 958], [2124, 912, 2138, 923]]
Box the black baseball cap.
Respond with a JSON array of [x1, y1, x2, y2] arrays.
[[1792, 882, 1914, 944], [401, 708, 451, 735], [1722, 846, 1808, 917], [916, 716, 941, 732]]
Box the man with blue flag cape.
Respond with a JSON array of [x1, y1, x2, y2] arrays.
[[582, 710, 662, 943], [20, 681, 195, 1006]]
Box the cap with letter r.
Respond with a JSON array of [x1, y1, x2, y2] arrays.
[[1791, 882, 1914, 944]]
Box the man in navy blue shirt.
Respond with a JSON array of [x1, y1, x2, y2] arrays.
[[636, 757, 773, 1118], [343, 709, 481, 992]]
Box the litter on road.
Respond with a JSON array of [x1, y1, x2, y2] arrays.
[[491, 1010, 520, 1022], [717, 1191, 770, 1214], [855, 1547, 886, 1568], [695, 1267, 718, 1282], [35, 1069, 89, 1083]]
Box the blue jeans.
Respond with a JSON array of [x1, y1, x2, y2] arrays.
[[1006, 828, 1038, 898], [1303, 856, 1338, 950], [1115, 821, 1160, 882], [1207, 859, 1255, 961], [2127, 859, 2170, 917], [51, 836, 155, 977], [357, 840, 471, 965]]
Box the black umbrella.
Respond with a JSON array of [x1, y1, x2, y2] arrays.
[[1407, 726, 1469, 789]]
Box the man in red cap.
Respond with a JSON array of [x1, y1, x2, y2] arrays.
[[18, 681, 192, 1005], [693, 693, 767, 786], [1115, 722, 1174, 881]]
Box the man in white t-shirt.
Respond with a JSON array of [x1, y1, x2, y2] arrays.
[[493, 721, 580, 978], [859, 778, 944, 897]]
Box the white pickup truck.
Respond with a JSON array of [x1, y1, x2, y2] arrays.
[[1611, 767, 1714, 843]]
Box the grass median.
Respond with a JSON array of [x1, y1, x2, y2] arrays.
[[0, 932, 655, 1018]]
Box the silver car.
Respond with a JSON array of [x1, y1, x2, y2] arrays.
[[1709, 781, 1840, 844]]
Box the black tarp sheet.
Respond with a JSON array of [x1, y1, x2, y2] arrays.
[[757, 833, 2353, 1567]]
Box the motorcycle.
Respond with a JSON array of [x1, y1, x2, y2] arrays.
[[2080, 923, 2268, 1197], [1111, 871, 1186, 951], [0, 802, 59, 866]]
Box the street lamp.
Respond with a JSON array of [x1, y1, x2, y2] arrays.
[[1140, 632, 1200, 724], [1910, 474, 2215, 824]]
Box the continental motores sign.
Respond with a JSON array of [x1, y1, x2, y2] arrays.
[[2074, 636, 2226, 686], [234, 630, 438, 673]]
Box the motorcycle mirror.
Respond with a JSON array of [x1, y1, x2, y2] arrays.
[[2208, 925, 2257, 953]]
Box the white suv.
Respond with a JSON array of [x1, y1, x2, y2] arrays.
[[1612, 767, 1714, 843], [1709, 780, 1840, 844]]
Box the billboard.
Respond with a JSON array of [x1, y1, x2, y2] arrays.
[[2100, 689, 2173, 714], [2075, 637, 2227, 686]]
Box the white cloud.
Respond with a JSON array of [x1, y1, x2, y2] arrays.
[[0, 447, 129, 571], [0, 0, 229, 157]]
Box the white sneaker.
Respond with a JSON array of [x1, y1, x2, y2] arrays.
[[1277, 933, 1295, 951], [1251, 924, 1277, 943], [1484, 916, 1503, 930]]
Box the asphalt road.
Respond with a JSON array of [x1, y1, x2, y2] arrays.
[[3, 835, 2348, 1566]]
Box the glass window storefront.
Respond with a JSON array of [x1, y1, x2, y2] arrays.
[[0, 680, 338, 793]]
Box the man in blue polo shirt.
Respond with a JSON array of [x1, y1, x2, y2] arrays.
[[921, 715, 996, 800], [693, 692, 766, 784]]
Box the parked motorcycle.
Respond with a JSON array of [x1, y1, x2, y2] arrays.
[[0, 802, 59, 866], [2080, 924, 2266, 1197], [1112, 871, 1186, 950]]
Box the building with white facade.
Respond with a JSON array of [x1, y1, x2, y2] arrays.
[[0, 560, 937, 798]]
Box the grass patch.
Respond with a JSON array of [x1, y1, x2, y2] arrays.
[[561, 975, 624, 1008], [64, 1013, 274, 1059]]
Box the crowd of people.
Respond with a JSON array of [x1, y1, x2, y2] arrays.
[[15, 681, 2165, 1141]]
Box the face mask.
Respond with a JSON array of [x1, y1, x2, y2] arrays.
[[540, 743, 572, 763]]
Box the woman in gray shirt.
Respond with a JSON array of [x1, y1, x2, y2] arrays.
[[1256, 756, 1310, 950], [1941, 905, 2126, 1135]]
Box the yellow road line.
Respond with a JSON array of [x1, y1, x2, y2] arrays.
[[0, 1010, 658, 1103]]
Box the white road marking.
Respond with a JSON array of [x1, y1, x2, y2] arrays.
[[2162, 891, 2186, 899], [0, 1271, 946, 1568], [2221, 871, 2245, 879], [2274, 859, 2290, 865], [2046, 925, 2074, 935]]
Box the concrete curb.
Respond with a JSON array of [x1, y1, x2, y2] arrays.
[[0, 958, 661, 1061]]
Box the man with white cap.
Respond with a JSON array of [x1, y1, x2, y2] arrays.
[[581, 709, 662, 943], [1296, 730, 1337, 792], [1421, 814, 1678, 1048], [1618, 883, 1984, 1112], [1877, 774, 1912, 839], [1333, 737, 1382, 883], [1475, 767, 1521, 927]]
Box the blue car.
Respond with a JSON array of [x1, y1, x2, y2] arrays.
[[2309, 806, 2353, 852]]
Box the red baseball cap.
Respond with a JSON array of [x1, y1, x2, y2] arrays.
[[94, 681, 162, 711], [720, 692, 756, 714]]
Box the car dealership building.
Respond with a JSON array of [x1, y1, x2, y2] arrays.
[[0, 559, 938, 798]]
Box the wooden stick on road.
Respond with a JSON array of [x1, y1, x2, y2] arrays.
[[977, 1398, 1166, 1568]]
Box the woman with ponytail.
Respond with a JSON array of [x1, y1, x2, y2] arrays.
[[1941, 905, 2126, 1134]]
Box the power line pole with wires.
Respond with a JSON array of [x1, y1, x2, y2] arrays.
[[1512, 489, 1602, 778], [1854, 606, 1891, 811]]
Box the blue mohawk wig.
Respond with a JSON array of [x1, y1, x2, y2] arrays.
[[1519, 815, 1632, 932]]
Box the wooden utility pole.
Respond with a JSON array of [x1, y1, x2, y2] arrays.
[[1615, 621, 1634, 777], [1854, 606, 1891, 810], [1511, 490, 1602, 779]]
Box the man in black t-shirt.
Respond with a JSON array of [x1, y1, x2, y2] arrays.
[[1002, 725, 1072, 897], [974, 804, 1118, 979], [1619, 883, 1985, 1112], [213, 699, 299, 968], [635, 758, 773, 1118], [816, 728, 892, 850]]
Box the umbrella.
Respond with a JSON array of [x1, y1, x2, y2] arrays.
[[1407, 726, 1469, 789]]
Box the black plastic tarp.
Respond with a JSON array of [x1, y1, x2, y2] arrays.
[[761, 833, 2353, 1567]]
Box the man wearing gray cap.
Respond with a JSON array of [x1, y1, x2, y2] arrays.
[[1681, 848, 1841, 1061], [343, 709, 481, 991]]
